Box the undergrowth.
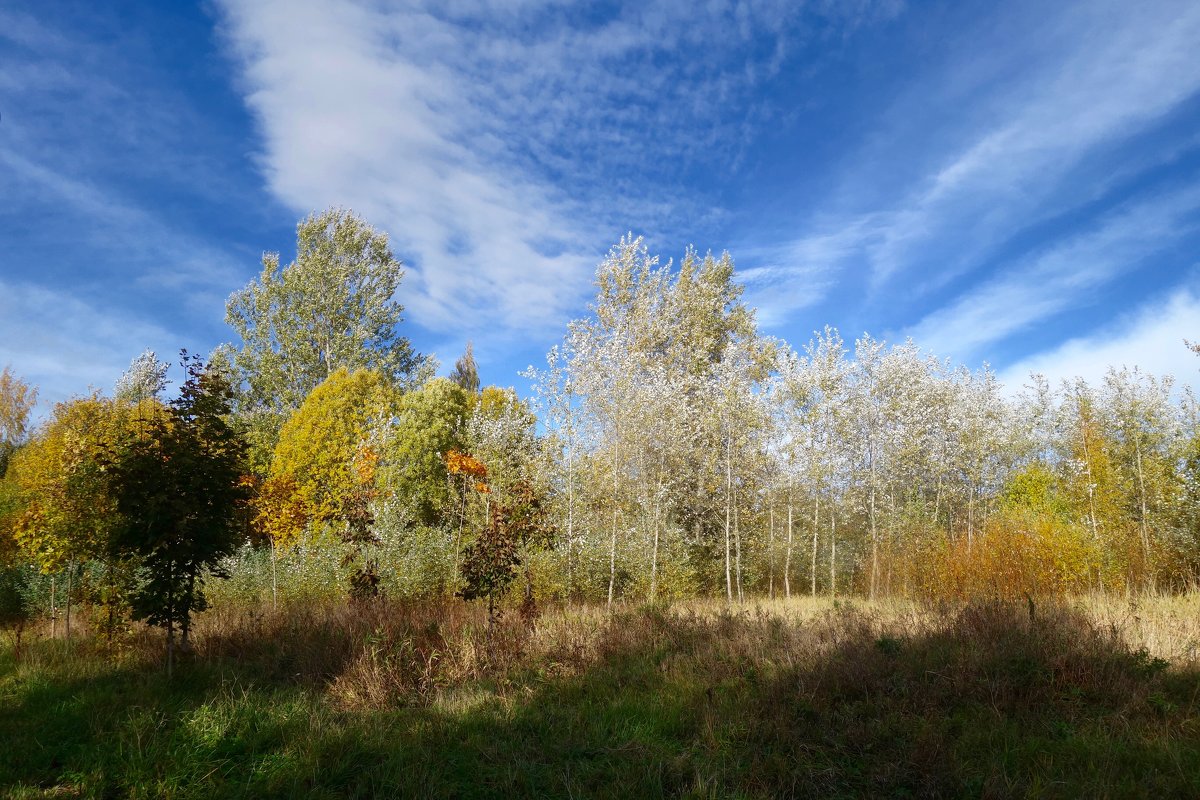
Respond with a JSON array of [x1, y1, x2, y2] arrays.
[[1, 597, 1198, 798]]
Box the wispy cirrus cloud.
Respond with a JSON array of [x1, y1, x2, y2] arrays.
[[998, 286, 1200, 394], [0, 278, 179, 412], [750, 0, 1200, 327], [213, 0, 898, 342], [0, 5, 262, 408], [902, 185, 1200, 362]]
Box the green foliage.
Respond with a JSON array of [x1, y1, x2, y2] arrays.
[[469, 385, 538, 488], [0, 366, 37, 477], [109, 354, 250, 663], [7, 395, 144, 574], [225, 208, 426, 420], [448, 341, 480, 395], [1001, 463, 1069, 519], [460, 479, 555, 620], [383, 377, 471, 525]]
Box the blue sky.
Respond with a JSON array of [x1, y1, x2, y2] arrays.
[[3, 0, 1200, 412]]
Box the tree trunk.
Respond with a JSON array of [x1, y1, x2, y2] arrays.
[[180, 575, 195, 656], [166, 621, 175, 679], [455, 479, 467, 580], [607, 509, 618, 609], [724, 436, 733, 602], [811, 495, 819, 598], [1134, 440, 1154, 592], [967, 487, 975, 552], [65, 560, 73, 643], [566, 448, 575, 599], [271, 539, 279, 610], [105, 561, 116, 643], [869, 483, 878, 601], [767, 505, 775, 600], [649, 457, 665, 601], [650, 507, 661, 602], [734, 498, 743, 603], [784, 499, 794, 599], [50, 575, 56, 639], [829, 509, 837, 598]]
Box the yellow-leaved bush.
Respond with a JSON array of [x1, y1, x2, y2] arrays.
[[931, 510, 1101, 600], [269, 368, 397, 533]]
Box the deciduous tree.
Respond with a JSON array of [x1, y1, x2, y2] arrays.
[[109, 354, 249, 673], [225, 208, 430, 461]]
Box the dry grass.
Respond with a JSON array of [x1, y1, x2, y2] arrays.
[[163, 591, 1200, 711], [4, 592, 1199, 797]]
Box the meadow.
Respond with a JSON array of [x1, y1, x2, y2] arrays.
[[3, 594, 1199, 799]]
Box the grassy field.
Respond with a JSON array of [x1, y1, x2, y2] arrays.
[[2, 595, 1199, 798]]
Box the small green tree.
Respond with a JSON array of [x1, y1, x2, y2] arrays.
[[384, 378, 472, 525], [109, 353, 249, 674], [449, 341, 481, 395]]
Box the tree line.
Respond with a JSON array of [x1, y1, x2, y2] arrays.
[[3, 210, 1199, 653]]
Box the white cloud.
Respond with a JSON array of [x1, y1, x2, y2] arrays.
[[998, 286, 1200, 393], [775, 0, 1200, 303], [0, 279, 180, 415], [903, 184, 1200, 360], [213, 0, 886, 341]]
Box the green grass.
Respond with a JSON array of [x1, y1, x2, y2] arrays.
[[2, 599, 1199, 798]]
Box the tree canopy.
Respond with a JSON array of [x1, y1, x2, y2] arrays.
[[0, 366, 37, 475], [225, 208, 428, 419]]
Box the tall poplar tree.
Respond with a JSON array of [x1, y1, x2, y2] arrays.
[[225, 208, 430, 453]]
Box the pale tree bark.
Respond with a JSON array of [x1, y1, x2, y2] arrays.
[[829, 509, 837, 598], [734, 499, 743, 603], [607, 509, 618, 609], [810, 495, 820, 598], [767, 504, 775, 599], [724, 434, 734, 602]]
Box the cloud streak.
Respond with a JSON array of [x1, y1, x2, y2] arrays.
[[903, 185, 1200, 361], [997, 286, 1200, 394], [214, 0, 891, 342], [756, 0, 1200, 326], [0, 279, 179, 413]]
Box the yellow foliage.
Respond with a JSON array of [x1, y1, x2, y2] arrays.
[[270, 368, 395, 526], [248, 474, 309, 549], [7, 396, 163, 572], [928, 510, 1100, 600], [444, 448, 488, 479]]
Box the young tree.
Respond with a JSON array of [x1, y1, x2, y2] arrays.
[[109, 354, 249, 674], [449, 341, 481, 395], [459, 476, 555, 632], [114, 350, 170, 403], [272, 368, 396, 524], [270, 368, 397, 596], [1102, 367, 1177, 590], [530, 236, 774, 601], [382, 378, 472, 525], [8, 395, 137, 639]]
